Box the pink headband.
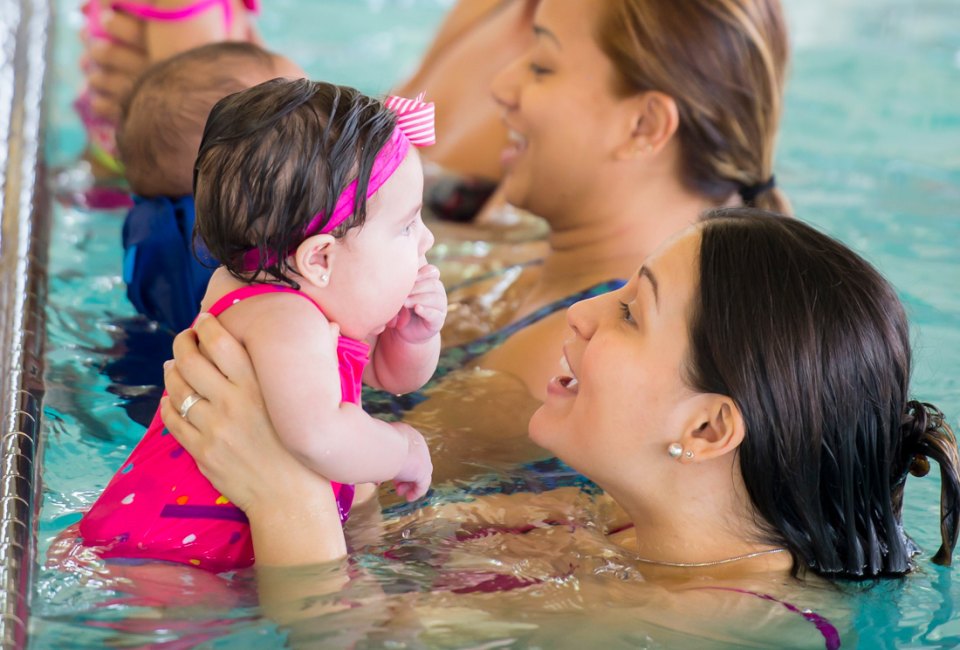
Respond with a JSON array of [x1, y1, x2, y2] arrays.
[[240, 94, 435, 271]]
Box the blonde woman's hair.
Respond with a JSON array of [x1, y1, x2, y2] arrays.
[[596, 0, 791, 213]]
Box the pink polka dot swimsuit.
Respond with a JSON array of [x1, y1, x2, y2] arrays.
[[79, 285, 369, 571]]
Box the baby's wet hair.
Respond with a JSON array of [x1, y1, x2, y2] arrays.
[[193, 78, 397, 287], [118, 42, 286, 198]]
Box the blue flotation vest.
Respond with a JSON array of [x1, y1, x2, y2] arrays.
[[121, 195, 216, 332]]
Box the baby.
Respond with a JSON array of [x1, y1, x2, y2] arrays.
[[79, 79, 443, 571], [117, 41, 302, 332], [78, 0, 261, 179]]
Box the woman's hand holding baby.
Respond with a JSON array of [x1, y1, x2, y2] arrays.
[[160, 315, 309, 515], [160, 316, 349, 565]]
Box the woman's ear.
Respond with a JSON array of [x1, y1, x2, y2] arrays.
[[614, 91, 680, 160], [677, 395, 745, 463], [292, 234, 337, 288]]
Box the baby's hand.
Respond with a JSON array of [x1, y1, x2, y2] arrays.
[[387, 264, 447, 344], [391, 422, 433, 502]]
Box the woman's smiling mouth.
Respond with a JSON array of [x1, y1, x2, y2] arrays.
[[500, 129, 527, 168], [548, 353, 579, 395]]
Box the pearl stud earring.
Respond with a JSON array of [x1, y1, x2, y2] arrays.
[[667, 442, 683, 459]]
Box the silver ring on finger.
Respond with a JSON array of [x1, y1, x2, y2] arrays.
[[179, 393, 203, 422]]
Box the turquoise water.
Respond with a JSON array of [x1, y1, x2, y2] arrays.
[[33, 0, 960, 648]]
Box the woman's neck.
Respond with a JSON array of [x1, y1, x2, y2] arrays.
[[604, 468, 791, 577], [532, 177, 710, 299]]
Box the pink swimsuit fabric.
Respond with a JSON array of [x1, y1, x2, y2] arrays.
[[79, 284, 369, 572], [77, 0, 260, 161], [85, 0, 259, 40]]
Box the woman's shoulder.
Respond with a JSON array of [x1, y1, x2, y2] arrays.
[[449, 276, 625, 397], [443, 257, 623, 349], [402, 512, 850, 649], [570, 555, 850, 649]]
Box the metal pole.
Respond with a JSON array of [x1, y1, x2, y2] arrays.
[[0, 0, 51, 647]]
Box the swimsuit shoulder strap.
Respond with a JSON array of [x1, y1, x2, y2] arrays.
[[699, 587, 841, 650], [202, 284, 370, 356], [362, 278, 627, 417], [204, 284, 321, 318], [494, 278, 625, 340], [110, 0, 236, 33], [444, 278, 626, 367]]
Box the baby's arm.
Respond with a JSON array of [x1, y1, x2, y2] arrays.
[[242, 296, 431, 499], [139, 0, 256, 63], [367, 264, 446, 394]]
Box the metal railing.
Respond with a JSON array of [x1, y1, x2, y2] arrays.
[[0, 0, 51, 647]]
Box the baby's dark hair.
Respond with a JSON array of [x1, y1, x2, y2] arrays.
[[117, 42, 286, 197], [193, 78, 397, 286]]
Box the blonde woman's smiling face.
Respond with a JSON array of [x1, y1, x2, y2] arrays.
[[529, 229, 703, 491], [490, 0, 635, 222]]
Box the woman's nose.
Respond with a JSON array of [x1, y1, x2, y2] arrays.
[[491, 56, 524, 111], [566, 294, 602, 341]]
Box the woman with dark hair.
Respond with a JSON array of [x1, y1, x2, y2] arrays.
[[162, 208, 959, 586]]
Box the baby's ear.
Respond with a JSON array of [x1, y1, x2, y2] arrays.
[[293, 234, 337, 287]]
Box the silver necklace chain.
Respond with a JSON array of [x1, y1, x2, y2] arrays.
[[633, 547, 787, 568]]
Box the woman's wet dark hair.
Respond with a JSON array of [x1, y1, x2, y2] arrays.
[[193, 78, 397, 287], [686, 208, 960, 579]]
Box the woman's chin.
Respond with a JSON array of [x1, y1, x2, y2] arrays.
[[527, 403, 555, 450], [499, 176, 529, 213]]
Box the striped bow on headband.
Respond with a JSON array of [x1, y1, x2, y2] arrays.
[[384, 94, 436, 147], [241, 94, 435, 271]]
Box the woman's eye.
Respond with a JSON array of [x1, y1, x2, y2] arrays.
[[529, 62, 552, 77], [619, 301, 635, 324]]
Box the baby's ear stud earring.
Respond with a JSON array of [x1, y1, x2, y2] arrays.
[[667, 442, 683, 458]]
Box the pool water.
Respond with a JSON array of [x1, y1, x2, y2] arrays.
[[32, 0, 960, 648]]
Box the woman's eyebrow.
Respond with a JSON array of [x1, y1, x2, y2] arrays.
[[533, 24, 562, 49], [638, 266, 659, 308]]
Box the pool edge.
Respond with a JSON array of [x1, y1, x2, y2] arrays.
[[0, 0, 52, 648]]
